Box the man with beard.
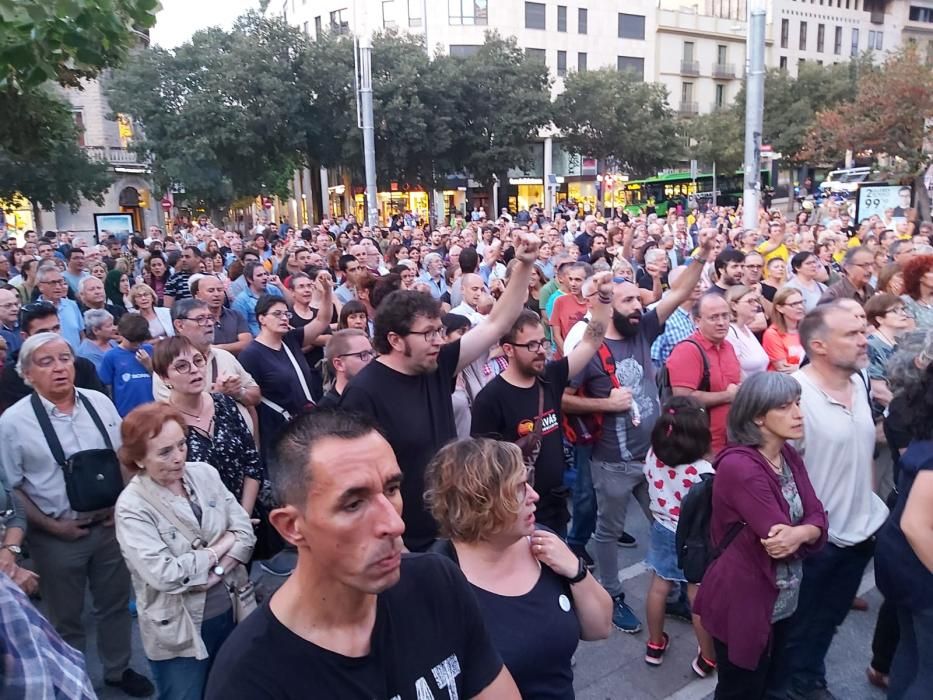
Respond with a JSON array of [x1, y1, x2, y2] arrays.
[[340, 233, 543, 552], [561, 230, 717, 634], [707, 249, 745, 296], [470, 271, 614, 534]]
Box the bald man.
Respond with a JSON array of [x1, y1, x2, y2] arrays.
[[448, 273, 487, 327], [561, 230, 717, 633]]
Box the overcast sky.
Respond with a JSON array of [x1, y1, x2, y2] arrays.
[[149, 0, 262, 48]]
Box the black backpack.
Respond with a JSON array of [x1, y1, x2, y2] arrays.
[[675, 473, 744, 584], [657, 338, 710, 405]]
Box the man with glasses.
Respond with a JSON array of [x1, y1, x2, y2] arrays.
[[193, 274, 250, 354], [0, 285, 22, 355], [471, 271, 614, 534], [0, 332, 154, 697], [317, 329, 374, 409], [151, 299, 260, 434], [340, 233, 543, 552], [890, 239, 916, 267], [35, 263, 83, 349], [232, 262, 286, 336], [819, 246, 876, 306]]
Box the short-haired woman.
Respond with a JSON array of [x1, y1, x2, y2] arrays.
[[693, 373, 827, 699], [115, 404, 255, 700], [900, 254, 933, 331], [762, 287, 806, 373], [785, 252, 827, 311], [425, 437, 612, 698], [152, 336, 263, 521], [129, 283, 174, 340], [338, 299, 369, 334], [77, 308, 118, 371], [726, 285, 769, 379], [865, 293, 913, 409]]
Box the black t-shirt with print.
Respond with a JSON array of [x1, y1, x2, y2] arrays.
[[205, 553, 503, 700], [470, 358, 571, 531], [340, 341, 461, 551]]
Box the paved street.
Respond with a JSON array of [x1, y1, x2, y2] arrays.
[[71, 506, 887, 700]]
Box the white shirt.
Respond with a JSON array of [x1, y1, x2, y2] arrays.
[[563, 316, 590, 354], [791, 369, 888, 547], [727, 324, 769, 379], [448, 302, 486, 328]]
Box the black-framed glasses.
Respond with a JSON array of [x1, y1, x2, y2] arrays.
[[266, 310, 294, 320], [179, 314, 215, 326], [170, 354, 207, 374], [406, 326, 444, 342], [338, 350, 376, 362], [510, 339, 547, 353]]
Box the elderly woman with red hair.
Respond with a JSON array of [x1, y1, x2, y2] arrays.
[[901, 254, 933, 331]]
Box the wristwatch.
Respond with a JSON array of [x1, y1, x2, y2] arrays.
[[0, 544, 22, 555], [565, 556, 587, 585], [212, 564, 225, 576]]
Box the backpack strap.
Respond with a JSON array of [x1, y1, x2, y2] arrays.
[[710, 521, 744, 560], [596, 343, 620, 389], [30, 391, 113, 467], [683, 339, 711, 393]]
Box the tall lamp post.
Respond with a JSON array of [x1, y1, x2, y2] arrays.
[[356, 33, 379, 228], [742, 0, 767, 230]]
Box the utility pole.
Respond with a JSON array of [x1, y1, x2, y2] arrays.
[[356, 33, 379, 228], [742, 1, 766, 231]]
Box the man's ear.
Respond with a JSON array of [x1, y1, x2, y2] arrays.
[[269, 505, 306, 549]]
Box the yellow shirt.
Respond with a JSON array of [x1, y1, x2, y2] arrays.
[[756, 240, 789, 264]]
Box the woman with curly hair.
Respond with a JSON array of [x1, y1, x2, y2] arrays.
[[900, 254, 933, 331]]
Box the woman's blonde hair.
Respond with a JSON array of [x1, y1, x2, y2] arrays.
[[129, 282, 157, 306], [725, 284, 753, 321], [424, 438, 527, 543], [771, 286, 803, 334]]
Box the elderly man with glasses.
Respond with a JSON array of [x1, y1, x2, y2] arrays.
[[35, 263, 83, 349], [819, 246, 876, 306]]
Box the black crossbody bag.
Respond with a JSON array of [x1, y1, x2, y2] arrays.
[[31, 392, 123, 512]]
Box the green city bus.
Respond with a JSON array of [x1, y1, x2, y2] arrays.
[[619, 169, 771, 216]]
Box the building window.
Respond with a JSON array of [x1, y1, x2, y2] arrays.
[[557, 50, 567, 76], [314, 15, 322, 36], [910, 6, 933, 22], [618, 13, 645, 40], [408, 0, 422, 27], [928, 40, 933, 64], [578, 7, 588, 34], [73, 111, 85, 147], [683, 41, 695, 62], [557, 5, 567, 32], [449, 0, 488, 26], [851, 27, 859, 55], [525, 2, 546, 29], [717, 44, 727, 64], [834, 25, 842, 54], [780, 55, 788, 69], [578, 52, 587, 71], [799, 21, 807, 50], [781, 19, 789, 48], [330, 8, 349, 33], [450, 44, 480, 57], [382, 1, 397, 29], [868, 30, 883, 50], [715, 83, 725, 109], [525, 47, 547, 65], [817, 23, 825, 52], [303, 20, 309, 35], [617, 55, 645, 79]]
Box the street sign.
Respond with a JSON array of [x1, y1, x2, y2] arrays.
[[160, 195, 172, 211], [690, 160, 698, 181], [262, 196, 273, 209]]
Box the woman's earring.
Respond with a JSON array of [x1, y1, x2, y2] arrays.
[[165, 383, 173, 389]]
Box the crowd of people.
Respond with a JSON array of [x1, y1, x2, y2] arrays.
[[0, 197, 931, 700]]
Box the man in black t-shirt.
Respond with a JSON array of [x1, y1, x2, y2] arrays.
[[341, 232, 543, 551], [470, 271, 614, 534], [205, 411, 517, 700]]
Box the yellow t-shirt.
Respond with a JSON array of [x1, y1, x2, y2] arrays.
[[756, 240, 789, 264]]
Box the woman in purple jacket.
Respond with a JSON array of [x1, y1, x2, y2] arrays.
[[693, 372, 828, 699]]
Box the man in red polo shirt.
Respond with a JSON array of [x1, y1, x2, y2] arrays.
[[666, 294, 741, 454]]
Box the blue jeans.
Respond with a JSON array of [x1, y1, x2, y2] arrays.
[[567, 444, 595, 548], [149, 609, 236, 700], [888, 606, 933, 700], [766, 538, 875, 698]]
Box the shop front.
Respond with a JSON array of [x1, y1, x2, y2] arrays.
[[566, 179, 598, 214], [507, 178, 545, 213], [352, 188, 430, 225], [1, 194, 36, 241]]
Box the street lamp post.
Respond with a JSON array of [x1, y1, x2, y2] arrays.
[[742, 1, 767, 230], [357, 34, 379, 228]]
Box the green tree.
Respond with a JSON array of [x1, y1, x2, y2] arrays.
[[553, 68, 677, 176], [0, 0, 159, 91], [0, 88, 112, 211], [107, 12, 307, 212], [682, 110, 744, 175]]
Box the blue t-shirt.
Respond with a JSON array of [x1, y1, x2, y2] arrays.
[[98, 344, 154, 416]]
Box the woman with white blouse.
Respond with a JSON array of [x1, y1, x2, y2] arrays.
[[726, 285, 769, 379]]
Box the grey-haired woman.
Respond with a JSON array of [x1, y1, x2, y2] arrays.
[[77, 308, 118, 371]]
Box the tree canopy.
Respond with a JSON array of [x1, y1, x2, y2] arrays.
[[553, 68, 677, 177]]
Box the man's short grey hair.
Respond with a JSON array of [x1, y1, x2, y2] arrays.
[[727, 372, 802, 446], [645, 248, 667, 265], [423, 252, 443, 268], [83, 309, 113, 338], [16, 332, 72, 384], [170, 297, 209, 323], [843, 246, 871, 266], [78, 276, 100, 294], [35, 263, 60, 283], [887, 329, 933, 395]]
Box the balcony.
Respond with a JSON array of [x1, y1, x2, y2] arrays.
[[84, 146, 149, 173], [712, 63, 736, 79], [680, 60, 700, 75], [679, 101, 699, 116]]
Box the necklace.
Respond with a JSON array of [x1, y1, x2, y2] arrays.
[[759, 450, 784, 474], [171, 395, 205, 420]]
